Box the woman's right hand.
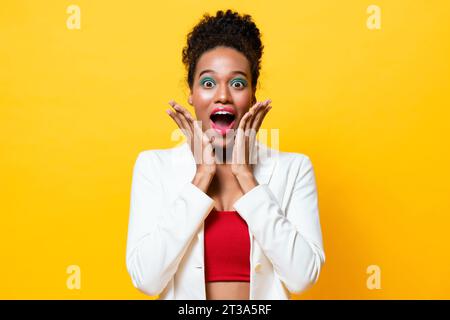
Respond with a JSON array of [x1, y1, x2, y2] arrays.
[[166, 100, 216, 177]]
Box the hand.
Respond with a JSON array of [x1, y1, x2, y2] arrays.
[[166, 100, 216, 176], [231, 99, 272, 178]]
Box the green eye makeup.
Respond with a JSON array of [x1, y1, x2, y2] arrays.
[[200, 77, 215, 86], [199, 77, 248, 88], [230, 78, 248, 87]]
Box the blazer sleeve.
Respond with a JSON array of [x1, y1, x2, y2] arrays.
[[125, 151, 215, 297], [233, 155, 325, 295]]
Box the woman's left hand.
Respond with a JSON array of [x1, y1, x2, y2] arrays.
[[231, 99, 272, 181]]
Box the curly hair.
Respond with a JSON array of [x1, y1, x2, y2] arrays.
[[182, 9, 264, 91]]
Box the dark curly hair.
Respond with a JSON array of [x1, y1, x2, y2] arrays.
[[182, 9, 264, 91]]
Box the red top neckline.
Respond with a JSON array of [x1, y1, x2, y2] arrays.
[[212, 208, 238, 213]]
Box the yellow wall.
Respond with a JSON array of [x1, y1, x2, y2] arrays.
[[1, 0, 449, 299]]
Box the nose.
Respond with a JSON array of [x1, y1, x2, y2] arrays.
[[214, 82, 232, 105]]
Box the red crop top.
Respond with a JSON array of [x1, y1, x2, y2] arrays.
[[204, 208, 250, 282]]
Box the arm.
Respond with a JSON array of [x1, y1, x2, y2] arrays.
[[233, 155, 325, 294], [125, 152, 215, 296]]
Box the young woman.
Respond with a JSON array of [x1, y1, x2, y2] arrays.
[[126, 9, 325, 300]]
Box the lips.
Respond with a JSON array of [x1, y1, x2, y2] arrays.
[[209, 106, 236, 136]]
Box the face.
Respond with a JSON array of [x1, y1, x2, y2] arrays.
[[188, 46, 255, 149]]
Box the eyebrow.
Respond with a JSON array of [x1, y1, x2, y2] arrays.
[[198, 69, 248, 78]]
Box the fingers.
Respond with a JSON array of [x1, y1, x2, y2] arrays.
[[252, 101, 272, 133], [238, 99, 271, 161], [168, 100, 194, 132], [166, 108, 186, 136], [244, 99, 271, 133], [235, 99, 268, 140], [169, 100, 195, 132], [167, 100, 193, 139], [234, 101, 259, 164], [236, 106, 252, 141], [246, 101, 268, 161], [186, 110, 215, 153], [168, 100, 206, 144], [192, 118, 210, 147], [244, 102, 259, 132], [166, 100, 216, 168]]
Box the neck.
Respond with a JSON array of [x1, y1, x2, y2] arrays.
[[214, 163, 233, 176], [213, 144, 234, 164]]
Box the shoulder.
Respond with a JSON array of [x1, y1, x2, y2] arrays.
[[270, 150, 317, 191], [272, 148, 313, 173], [278, 150, 311, 164], [133, 144, 185, 171]]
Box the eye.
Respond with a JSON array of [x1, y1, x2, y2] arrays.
[[200, 77, 215, 88], [230, 78, 247, 89]]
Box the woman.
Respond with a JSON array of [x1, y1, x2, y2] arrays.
[[126, 9, 325, 300]]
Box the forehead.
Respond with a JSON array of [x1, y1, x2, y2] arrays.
[[195, 46, 250, 78]]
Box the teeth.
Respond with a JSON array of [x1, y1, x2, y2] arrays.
[[213, 111, 234, 116]]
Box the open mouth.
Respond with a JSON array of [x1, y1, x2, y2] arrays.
[[209, 108, 236, 136]]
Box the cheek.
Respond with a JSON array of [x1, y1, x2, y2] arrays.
[[192, 90, 214, 116], [193, 90, 215, 128], [233, 91, 253, 117], [233, 90, 253, 106], [194, 89, 215, 103]]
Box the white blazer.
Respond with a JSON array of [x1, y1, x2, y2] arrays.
[[125, 141, 325, 300]]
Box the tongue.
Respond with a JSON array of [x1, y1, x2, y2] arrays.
[[215, 118, 231, 128]]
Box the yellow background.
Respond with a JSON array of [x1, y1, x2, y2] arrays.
[[1, 0, 449, 299]]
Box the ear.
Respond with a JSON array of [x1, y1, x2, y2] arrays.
[[188, 93, 193, 105]]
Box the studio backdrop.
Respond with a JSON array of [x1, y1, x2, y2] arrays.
[[1, 0, 449, 299]]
